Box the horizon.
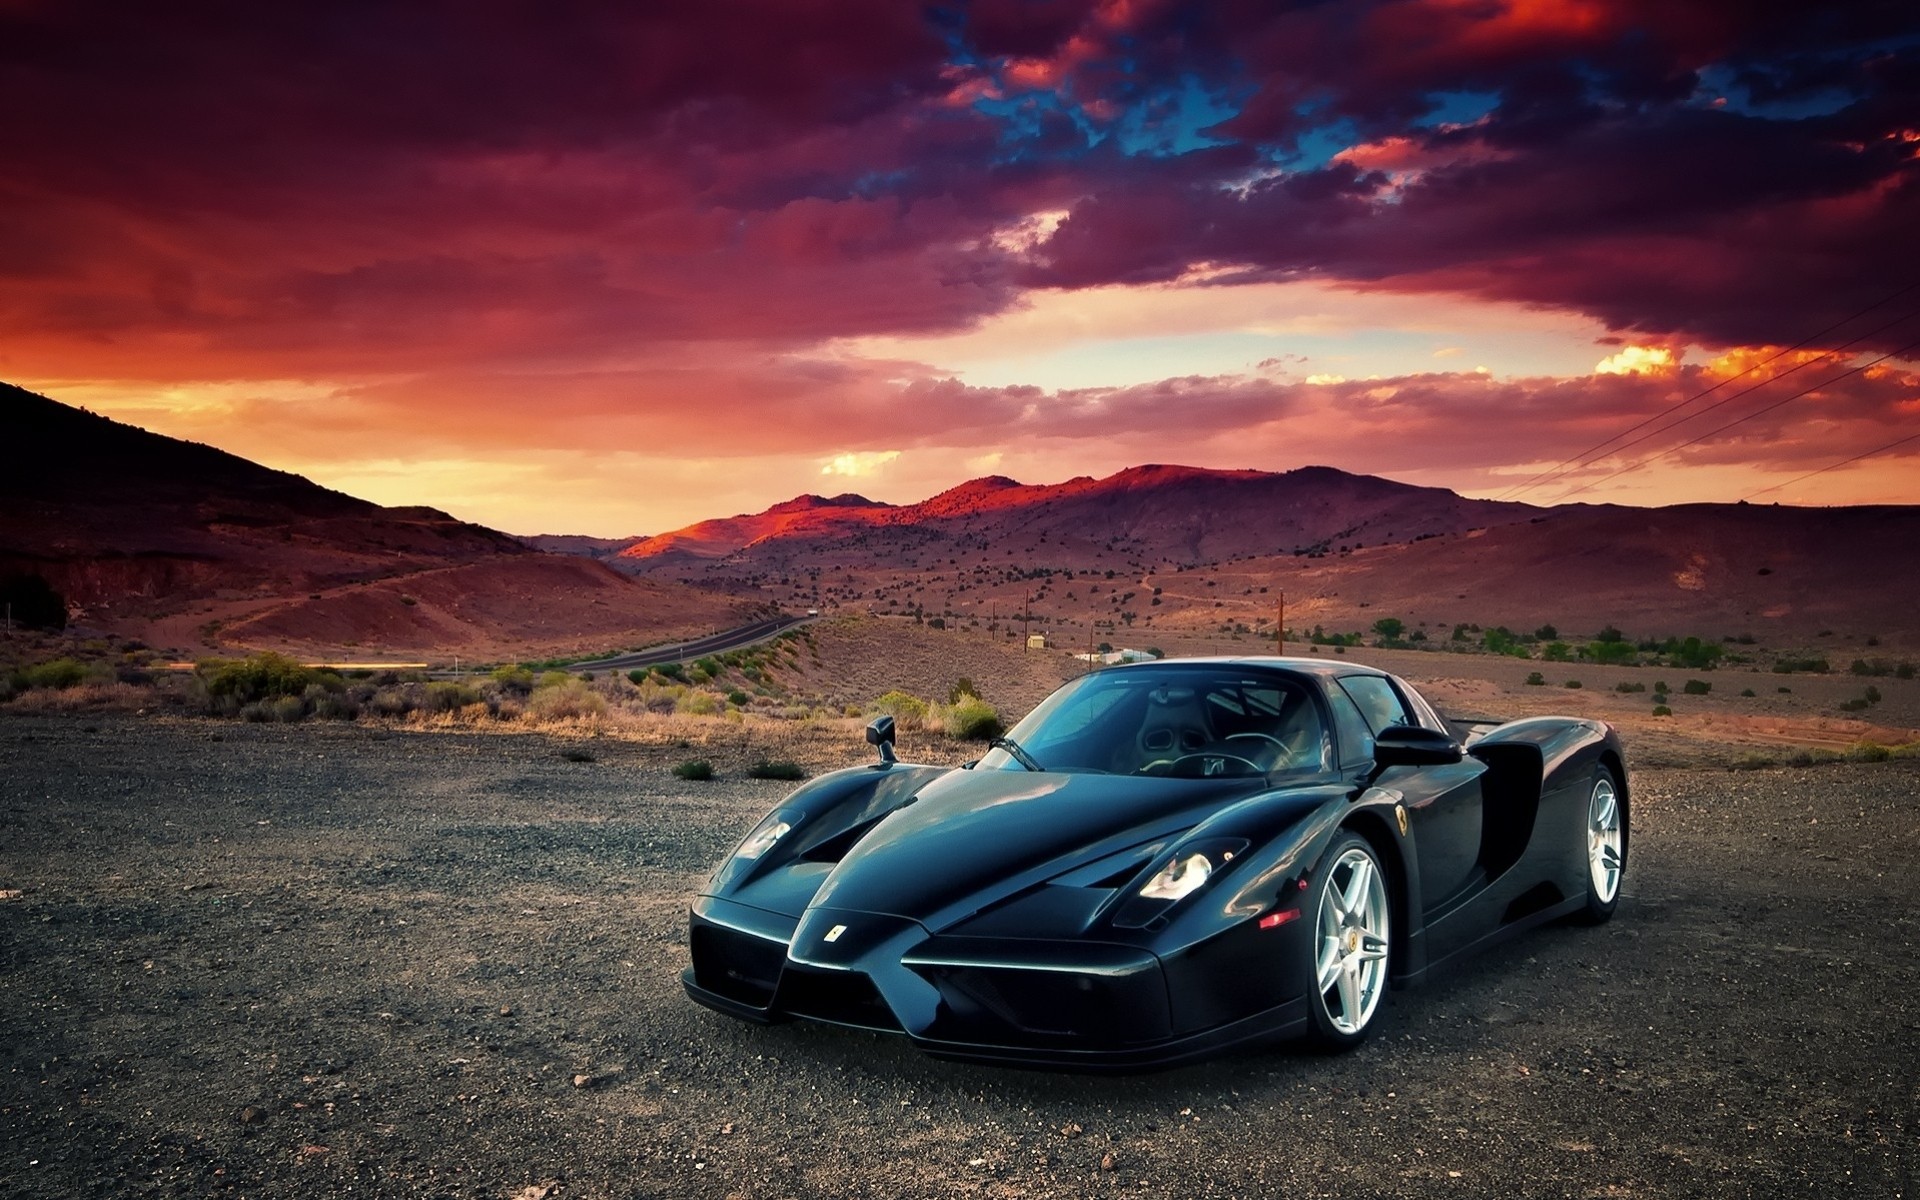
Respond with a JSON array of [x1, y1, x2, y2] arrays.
[[5, 3, 1917, 535]]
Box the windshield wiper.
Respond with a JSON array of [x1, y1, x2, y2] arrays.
[[989, 735, 1044, 772]]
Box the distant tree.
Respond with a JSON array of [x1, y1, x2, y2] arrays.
[[0, 573, 66, 631], [1372, 617, 1405, 641], [1534, 624, 1558, 641]]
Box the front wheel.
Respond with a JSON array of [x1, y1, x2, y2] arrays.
[[1304, 833, 1391, 1049], [1575, 765, 1626, 924]]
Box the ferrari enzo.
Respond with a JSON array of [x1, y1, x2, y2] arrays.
[[684, 657, 1627, 1070]]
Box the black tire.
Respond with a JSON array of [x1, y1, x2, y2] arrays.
[[1573, 764, 1626, 925], [1304, 832, 1392, 1050]]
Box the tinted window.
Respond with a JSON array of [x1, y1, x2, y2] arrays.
[[1337, 675, 1410, 734], [1323, 683, 1376, 768], [1391, 675, 1450, 734]]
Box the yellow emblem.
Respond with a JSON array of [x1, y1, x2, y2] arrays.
[[1395, 804, 1409, 837]]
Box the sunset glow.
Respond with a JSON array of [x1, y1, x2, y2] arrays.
[[3, 1, 1916, 533]]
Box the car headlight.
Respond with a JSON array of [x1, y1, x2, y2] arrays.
[[735, 813, 793, 861], [1139, 851, 1216, 901], [1114, 837, 1250, 927]]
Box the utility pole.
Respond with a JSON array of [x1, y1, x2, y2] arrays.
[[1021, 590, 1030, 651], [1276, 590, 1285, 656]]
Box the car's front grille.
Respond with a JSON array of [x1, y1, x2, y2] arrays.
[[690, 923, 786, 1007], [777, 966, 903, 1032]]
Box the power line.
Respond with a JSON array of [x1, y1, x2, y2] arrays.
[[1741, 429, 1920, 502], [1527, 305, 1920, 491], [1544, 336, 1920, 504], [1493, 281, 1920, 503]]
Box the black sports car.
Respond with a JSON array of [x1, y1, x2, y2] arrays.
[[684, 657, 1627, 1070]]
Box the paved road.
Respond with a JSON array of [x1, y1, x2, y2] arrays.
[[569, 614, 810, 672]]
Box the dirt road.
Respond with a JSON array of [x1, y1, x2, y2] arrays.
[[2, 715, 1915, 1198]]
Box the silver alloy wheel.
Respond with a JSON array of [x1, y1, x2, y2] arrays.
[[1315, 845, 1390, 1035], [1588, 775, 1623, 903]]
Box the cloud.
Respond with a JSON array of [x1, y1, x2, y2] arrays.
[[822, 450, 903, 477], [3, 0, 1915, 526]]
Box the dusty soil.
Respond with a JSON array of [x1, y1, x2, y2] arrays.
[[3, 713, 1916, 1199]]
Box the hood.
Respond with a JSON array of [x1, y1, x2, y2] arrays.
[[806, 767, 1264, 930]]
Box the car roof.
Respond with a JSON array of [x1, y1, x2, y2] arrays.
[[1094, 655, 1390, 681]]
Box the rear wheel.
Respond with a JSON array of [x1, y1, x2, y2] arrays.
[[1576, 765, 1625, 923], [1305, 833, 1391, 1049]]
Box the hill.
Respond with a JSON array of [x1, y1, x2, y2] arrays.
[[593, 462, 1916, 651], [0, 384, 755, 657]]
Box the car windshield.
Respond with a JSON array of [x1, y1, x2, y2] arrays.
[[979, 665, 1330, 777]]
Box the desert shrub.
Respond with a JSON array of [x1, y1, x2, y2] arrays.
[[1773, 657, 1830, 674], [695, 656, 721, 677], [21, 657, 91, 690], [425, 681, 482, 713], [1740, 688, 1756, 697], [1581, 640, 1636, 666], [528, 679, 607, 721], [727, 689, 751, 706], [747, 760, 807, 781], [1614, 681, 1646, 693], [1683, 679, 1711, 695], [366, 687, 418, 718], [1839, 698, 1868, 712], [1564, 679, 1582, 689], [1848, 742, 1890, 763], [1660, 637, 1722, 670], [310, 686, 360, 720], [944, 695, 1004, 741], [1525, 672, 1545, 686], [654, 661, 685, 681], [490, 664, 535, 693], [872, 690, 930, 728], [948, 677, 979, 703], [198, 652, 332, 705], [241, 695, 306, 723], [673, 759, 714, 781], [628, 669, 648, 685], [1898, 663, 1916, 680], [1865, 685, 1883, 704], [677, 691, 724, 717], [1542, 642, 1573, 662], [536, 669, 573, 690], [490, 697, 524, 721], [1651, 704, 1672, 717], [562, 749, 596, 763]]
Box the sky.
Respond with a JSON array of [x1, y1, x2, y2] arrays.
[[4, 0, 1918, 535]]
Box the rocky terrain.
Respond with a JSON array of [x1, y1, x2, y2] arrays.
[[0, 384, 754, 659], [2, 713, 1915, 1199]]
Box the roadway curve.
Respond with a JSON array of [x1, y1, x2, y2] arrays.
[[569, 615, 810, 673]]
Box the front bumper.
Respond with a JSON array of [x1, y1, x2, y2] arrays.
[[684, 894, 1309, 1071]]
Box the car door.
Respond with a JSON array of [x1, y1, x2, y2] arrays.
[[1335, 675, 1486, 922]]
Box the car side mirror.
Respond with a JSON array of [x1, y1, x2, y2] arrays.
[[866, 715, 897, 766], [1372, 724, 1462, 768]]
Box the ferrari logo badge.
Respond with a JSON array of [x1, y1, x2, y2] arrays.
[[1395, 804, 1409, 837], [824, 924, 846, 943]]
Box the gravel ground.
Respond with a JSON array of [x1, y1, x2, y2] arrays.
[[2, 714, 1916, 1199]]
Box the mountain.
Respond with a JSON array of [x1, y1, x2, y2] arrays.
[[516, 533, 649, 559], [614, 492, 893, 566], [0, 384, 755, 655], [614, 463, 1540, 574], [594, 461, 1915, 647]]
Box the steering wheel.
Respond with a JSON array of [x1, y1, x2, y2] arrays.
[[1225, 731, 1293, 765], [1166, 752, 1264, 778]]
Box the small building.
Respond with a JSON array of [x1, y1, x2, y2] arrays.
[[1027, 634, 1048, 650]]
